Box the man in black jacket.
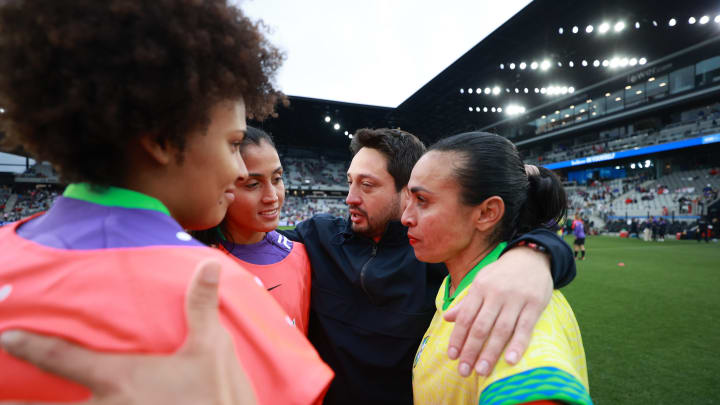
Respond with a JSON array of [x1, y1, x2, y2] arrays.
[[281, 128, 576, 404]]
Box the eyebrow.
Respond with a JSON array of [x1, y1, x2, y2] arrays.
[[249, 166, 283, 178], [410, 186, 433, 194], [348, 173, 381, 182]]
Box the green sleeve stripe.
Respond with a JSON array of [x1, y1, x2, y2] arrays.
[[479, 367, 593, 405]]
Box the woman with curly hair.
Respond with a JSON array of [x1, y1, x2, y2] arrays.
[[0, 0, 332, 403]]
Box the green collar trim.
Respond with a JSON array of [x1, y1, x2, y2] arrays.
[[442, 242, 507, 311], [63, 183, 171, 216]]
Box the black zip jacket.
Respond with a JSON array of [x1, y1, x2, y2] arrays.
[[280, 215, 575, 405]]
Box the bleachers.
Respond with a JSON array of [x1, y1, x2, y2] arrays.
[[523, 103, 720, 166], [282, 157, 348, 191], [280, 196, 346, 225]]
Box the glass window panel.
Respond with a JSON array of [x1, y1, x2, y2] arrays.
[[606, 90, 624, 113], [669, 65, 695, 94], [696, 56, 720, 87]]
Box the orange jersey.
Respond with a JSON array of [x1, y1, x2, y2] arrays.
[[218, 240, 311, 334], [0, 217, 333, 404]]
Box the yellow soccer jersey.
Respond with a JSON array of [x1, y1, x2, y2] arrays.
[[412, 244, 592, 405]]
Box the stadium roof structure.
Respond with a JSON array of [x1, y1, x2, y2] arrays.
[[390, 0, 720, 144]]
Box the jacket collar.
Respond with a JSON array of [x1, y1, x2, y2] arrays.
[[341, 217, 408, 245]]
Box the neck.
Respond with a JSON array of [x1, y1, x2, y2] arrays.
[[445, 240, 499, 296], [223, 220, 266, 245]]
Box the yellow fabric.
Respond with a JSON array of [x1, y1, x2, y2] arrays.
[[412, 284, 589, 405]]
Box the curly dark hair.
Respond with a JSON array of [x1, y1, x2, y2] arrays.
[[0, 0, 284, 186]]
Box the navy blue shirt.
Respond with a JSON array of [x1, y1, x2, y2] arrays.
[[281, 215, 575, 405]]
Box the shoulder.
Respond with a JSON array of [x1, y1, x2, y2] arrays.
[[295, 214, 348, 236]]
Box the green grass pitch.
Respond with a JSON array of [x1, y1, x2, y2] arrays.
[[561, 235, 720, 404]]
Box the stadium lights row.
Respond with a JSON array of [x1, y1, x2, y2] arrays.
[[324, 115, 354, 139], [559, 20, 627, 35], [559, 14, 720, 36], [499, 56, 647, 71], [460, 85, 575, 96], [468, 106, 504, 113], [670, 15, 720, 26]]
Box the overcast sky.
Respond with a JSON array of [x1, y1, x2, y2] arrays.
[[240, 0, 532, 107]]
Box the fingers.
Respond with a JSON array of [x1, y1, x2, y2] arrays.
[[503, 301, 544, 366], [453, 300, 501, 377], [0, 330, 114, 391], [472, 302, 523, 376], [443, 294, 480, 361], [183, 259, 222, 350]]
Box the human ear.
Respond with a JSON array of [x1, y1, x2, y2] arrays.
[[474, 196, 505, 233], [138, 134, 174, 165]]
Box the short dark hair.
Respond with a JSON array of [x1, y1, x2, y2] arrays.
[[0, 0, 284, 186], [349, 128, 426, 191], [430, 132, 567, 244], [242, 126, 275, 151]]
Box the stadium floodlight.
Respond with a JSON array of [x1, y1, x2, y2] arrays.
[[688, 17, 696, 24], [569, 61, 575, 68], [598, 22, 610, 34], [630, 163, 636, 169], [333, 123, 340, 130], [629, 57, 638, 66], [348, 134, 353, 139], [344, 131, 349, 135], [459, 88, 464, 94], [483, 107, 488, 112], [491, 107, 496, 112], [324, 116, 331, 122], [586, 25, 594, 33], [648, 77, 655, 82], [645, 160, 651, 166], [541, 87, 547, 94], [605, 92, 611, 97], [500, 63, 504, 69], [476, 107, 481, 112], [715, 15, 720, 23], [615, 97, 622, 101], [615, 166, 621, 169], [669, 18, 677, 27], [659, 82, 667, 87], [506, 88, 511, 93], [558, 27, 564, 34], [534, 88, 540, 93], [699, 15, 709, 25], [625, 85, 632, 89], [509, 63, 516, 70], [602, 59, 609, 67], [557, 61, 563, 67], [610, 57, 620, 68], [531, 61, 539, 70], [497, 107, 502, 113], [547, 86, 555, 95], [593, 59, 600, 67], [541, 115, 546, 119], [639, 57, 647, 65], [477, 88, 482, 94], [569, 87, 575, 93], [541, 60, 551, 71], [635, 21, 640, 29], [614, 21, 625, 32], [522, 88, 527, 93], [582, 60, 588, 67], [636, 90, 643, 95], [515, 88, 520, 93], [493, 86, 501, 95], [468, 107, 473, 112], [572, 26, 579, 34], [561, 87, 568, 94], [652, 20, 658, 27], [519, 62, 527, 70], [468, 88, 473, 93], [620, 57, 629, 67], [484, 87, 491, 95]]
